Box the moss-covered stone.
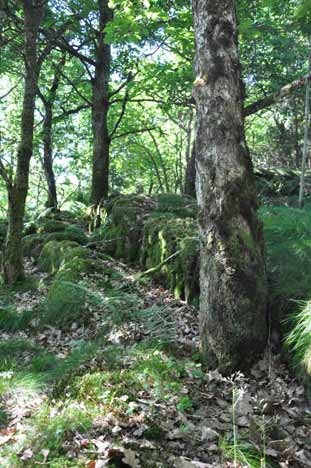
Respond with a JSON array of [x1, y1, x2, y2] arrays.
[[43, 225, 87, 245], [155, 193, 198, 219], [38, 240, 85, 274], [141, 216, 199, 303], [37, 219, 67, 234], [23, 234, 46, 258], [100, 194, 157, 262], [55, 257, 96, 282]]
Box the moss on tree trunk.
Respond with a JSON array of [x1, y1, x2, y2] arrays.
[[193, 0, 267, 372]]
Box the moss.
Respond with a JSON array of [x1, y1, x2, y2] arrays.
[[101, 194, 156, 262], [55, 257, 95, 282], [155, 193, 197, 219], [44, 225, 87, 245], [38, 240, 83, 273], [37, 219, 67, 234], [23, 234, 46, 258], [41, 280, 100, 329], [141, 216, 199, 303], [97, 193, 198, 265]]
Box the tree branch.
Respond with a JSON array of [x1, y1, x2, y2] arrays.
[[54, 103, 90, 121], [0, 83, 18, 101], [60, 71, 92, 105], [112, 126, 157, 140], [109, 90, 129, 139], [244, 72, 311, 116], [109, 71, 135, 99]]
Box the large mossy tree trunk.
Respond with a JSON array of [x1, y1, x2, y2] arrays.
[[3, 0, 44, 285], [90, 0, 112, 207], [193, 0, 267, 372]]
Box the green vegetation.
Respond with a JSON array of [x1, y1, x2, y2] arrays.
[[40, 280, 101, 329], [141, 215, 199, 303], [1, 0, 311, 464]]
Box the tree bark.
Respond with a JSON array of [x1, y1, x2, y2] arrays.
[[193, 0, 267, 372], [90, 0, 112, 206], [3, 0, 44, 285]]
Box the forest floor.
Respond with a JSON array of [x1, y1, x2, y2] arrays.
[[0, 247, 311, 467]]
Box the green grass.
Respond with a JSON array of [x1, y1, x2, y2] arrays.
[[0, 304, 33, 332], [261, 205, 311, 324], [39, 280, 102, 329], [285, 300, 311, 379], [220, 437, 276, 468]]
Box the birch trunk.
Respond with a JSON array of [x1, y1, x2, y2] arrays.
[[193, 0, 267, 372]]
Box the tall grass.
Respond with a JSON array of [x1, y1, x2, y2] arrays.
[[261, 205, 311, 380]]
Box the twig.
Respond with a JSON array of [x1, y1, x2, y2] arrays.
[[137, 250, 181, 278]]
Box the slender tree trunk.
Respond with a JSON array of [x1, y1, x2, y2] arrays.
[[43, 102, 58, 209], [90, 0, 112, 206], [184, 143, 196, 198], [40, 60, 64, 210], [3, 0, 44, 285], [148, 131, 170, 192], [193, 0, 267, 372], [292, 102, 302, 169], [299, 51, 311, 209]]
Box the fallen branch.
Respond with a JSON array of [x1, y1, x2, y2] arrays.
[[137, 250, 181, 279]]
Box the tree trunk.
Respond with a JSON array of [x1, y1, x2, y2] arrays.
[[90, 0, 112, 206], [3, 0, 44, 285], [40, 60, 64, 210], [299, 51, 311, 209], [193, 0, 267, 372], [184, 143, 196, 198], [43, 102, 58, 209]]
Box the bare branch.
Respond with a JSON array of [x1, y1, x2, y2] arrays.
[[0, 84, 18, 101], [112, 126, 157, 140], [60, 71, 92, 105], [109, 90, 129, 140], [109, 71, 136, 99], [54, 103, 90, 121]]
